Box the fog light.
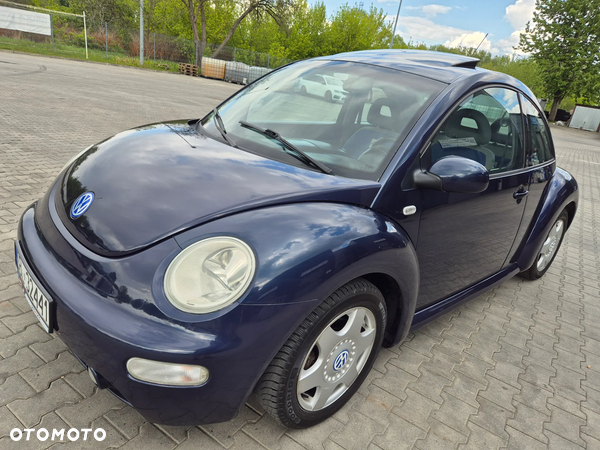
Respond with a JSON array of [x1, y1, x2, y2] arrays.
[[127, 358, 209, 386]]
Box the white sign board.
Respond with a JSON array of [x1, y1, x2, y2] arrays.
[[0, 6, 51, 36]]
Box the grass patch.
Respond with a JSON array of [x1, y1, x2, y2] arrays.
[[0, 36, 180, 72]]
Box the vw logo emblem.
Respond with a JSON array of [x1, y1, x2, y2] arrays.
[[333, 350, 349, 372], [70, 192, 94, 219]]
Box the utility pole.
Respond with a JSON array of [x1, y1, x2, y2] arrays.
[[140, 0, 144, 65], [389, 0, 403, 49], [83, 11, 88, 59]]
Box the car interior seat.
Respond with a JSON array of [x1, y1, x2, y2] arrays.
[[489, 116, 516, 171], [341, 98, 400, 159], [431, 108, 496, 170]]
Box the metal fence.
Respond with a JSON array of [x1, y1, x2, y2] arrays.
[[0, 9, 293, 82]]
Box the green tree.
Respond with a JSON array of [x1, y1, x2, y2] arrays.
[[38, 0, 137, 30], [234, 13, 285, 54], [179, 0, 208, 66], [573, 70, 600, 106], [519, 0, 600, 120], [486, 58, 542, 98], [325, 4, 392, 54], [210, 1, 290, 58], [172, 0, 290, 66], [281, 1, 329, 60]]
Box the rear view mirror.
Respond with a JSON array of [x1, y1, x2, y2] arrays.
[[414, 156, 489, 194]]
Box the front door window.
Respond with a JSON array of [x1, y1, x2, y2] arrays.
[[427, 88, 525, 174]]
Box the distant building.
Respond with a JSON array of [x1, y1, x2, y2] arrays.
[[569, 105, 600, 132]]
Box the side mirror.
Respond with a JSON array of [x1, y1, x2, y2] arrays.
[[414, 156, 489, 194]]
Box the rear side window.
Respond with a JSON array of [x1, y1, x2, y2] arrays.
[[426, 87, 525, 174], [521, 96, 554, 165]]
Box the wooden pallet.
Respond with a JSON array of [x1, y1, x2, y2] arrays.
[[178, 63, 199, 76]]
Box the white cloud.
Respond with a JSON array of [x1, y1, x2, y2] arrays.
[[422, 5, 452, 17], [505, 0, 536, 30], [386, 0, 535, 56], [496, 30, 529, 57], [501, 0, 536, 56], [389, 15, 486, 48], [403, 4, 453, 17], [445, 32, 492, 52]]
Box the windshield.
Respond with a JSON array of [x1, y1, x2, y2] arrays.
[[202, 60, 445, 181]]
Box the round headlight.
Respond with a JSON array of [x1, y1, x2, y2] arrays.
[[164, 237, 255, 314]]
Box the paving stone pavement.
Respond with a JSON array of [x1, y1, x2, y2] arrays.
[[1, 51, 599, 449]]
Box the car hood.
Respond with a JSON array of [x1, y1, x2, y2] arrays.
[[55, 122, 381, 256]]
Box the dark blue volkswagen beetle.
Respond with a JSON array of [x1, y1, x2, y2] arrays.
[[15, 50, 578, 428]]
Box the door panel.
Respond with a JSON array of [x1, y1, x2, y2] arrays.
[[415, 87, 528, 309], [416, 173, 530, 309]]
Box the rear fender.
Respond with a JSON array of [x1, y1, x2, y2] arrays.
[[516, 167, 578, 271]]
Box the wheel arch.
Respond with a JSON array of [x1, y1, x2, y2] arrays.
[[516, 167, 578, 271], [564, 201, 577, 229], [360, 273, 407, 347]]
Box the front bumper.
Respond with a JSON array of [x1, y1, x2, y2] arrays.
[[16, 189, 319, 425]]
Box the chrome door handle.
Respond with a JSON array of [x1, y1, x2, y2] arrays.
[[513, 186, 529, 204], [513, 190, 529, 199]]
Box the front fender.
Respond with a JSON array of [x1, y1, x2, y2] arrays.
[[169, 202, 421, 415], [174, 202, 419, 338], [517, 167, 578, 271]]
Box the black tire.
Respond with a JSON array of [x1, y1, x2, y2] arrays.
[[324, 90, 332, 102], [300, 85, 307, 95], [520, 210, 568, 280], [256, 278, 386, 428]]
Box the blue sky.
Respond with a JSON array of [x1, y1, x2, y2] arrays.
[[313, 0, 537, 55]]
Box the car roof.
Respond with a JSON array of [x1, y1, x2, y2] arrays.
[[319, 49, 492, 84]]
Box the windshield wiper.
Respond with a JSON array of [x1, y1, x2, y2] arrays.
[[213, 108, 238, 148], [239, 121, 333, 175]]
